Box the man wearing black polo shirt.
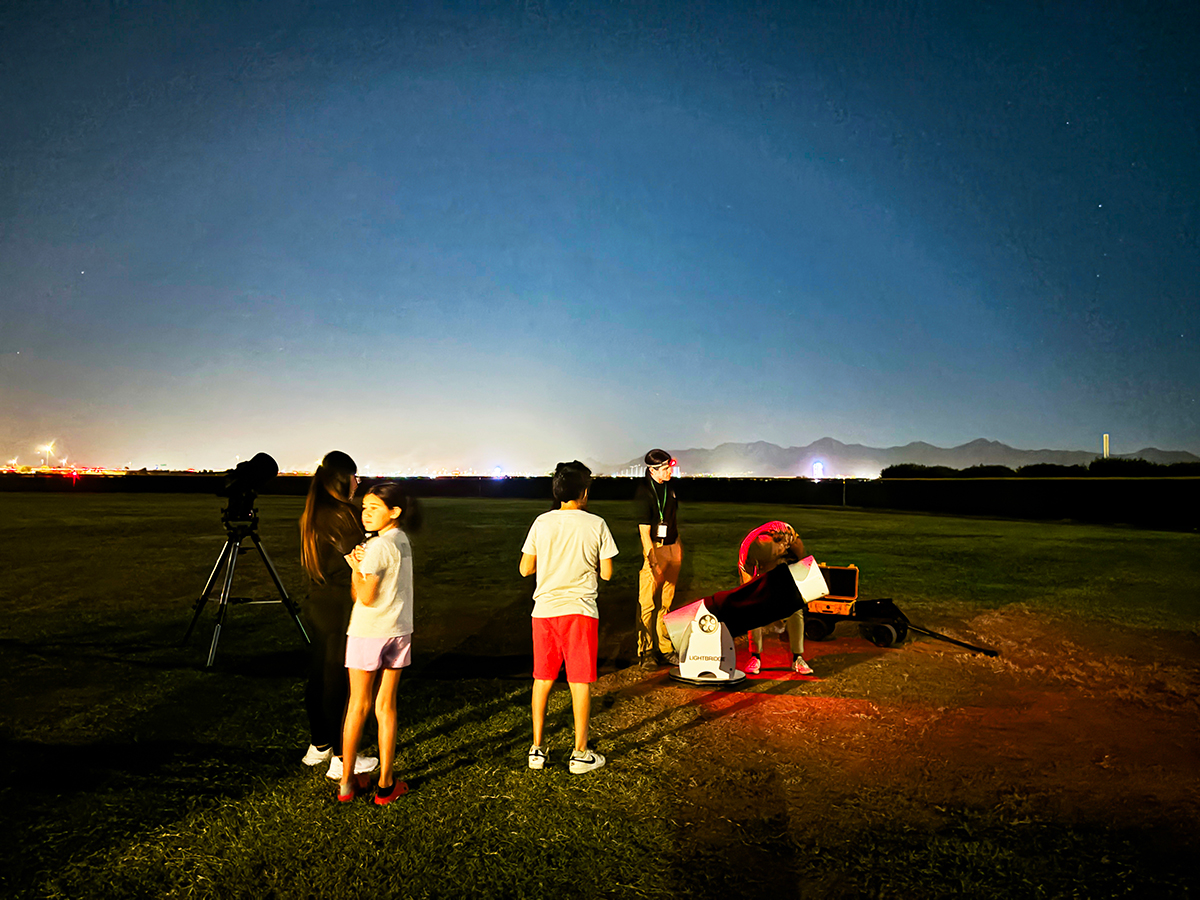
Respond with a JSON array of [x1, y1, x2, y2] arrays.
[[635, 448, 681, 668]]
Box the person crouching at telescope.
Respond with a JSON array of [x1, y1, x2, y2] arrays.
[[519, 461, 618, 775], [738, 521, 814, 675]]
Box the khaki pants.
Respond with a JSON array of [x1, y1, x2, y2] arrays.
[[637, 543, 681, 656], [749, 609, 805, 657]]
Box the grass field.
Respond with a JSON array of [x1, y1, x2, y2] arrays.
[[1, 493, 1198, 898]]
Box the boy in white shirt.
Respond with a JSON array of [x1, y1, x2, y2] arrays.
[[519, 461, 618, 774]]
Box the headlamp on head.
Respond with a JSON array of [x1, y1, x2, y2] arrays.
[[645, 449, 677, 470], [644, 448, 673, 468]]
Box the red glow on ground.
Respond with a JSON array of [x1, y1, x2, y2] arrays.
[[737, 631, 895, 682], [656, 632, 909, 721], [683, 679, 882, 724]]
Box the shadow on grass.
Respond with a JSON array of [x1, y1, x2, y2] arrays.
[[599, 682, 796, 757], [0, 735, 290, 898], [0, 624, 309, 678], [0, 735, 291, 798], [411, 585, 644, 680]]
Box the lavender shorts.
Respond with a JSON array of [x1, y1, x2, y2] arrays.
[[345, 634, 412, 671]]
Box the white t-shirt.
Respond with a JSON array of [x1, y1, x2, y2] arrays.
[[347, 528, 413, 638], [521, 508, 619, 619]]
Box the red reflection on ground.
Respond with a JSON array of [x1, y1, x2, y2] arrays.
[[737, 630, 895, 682]]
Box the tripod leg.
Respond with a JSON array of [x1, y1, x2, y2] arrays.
[[183, 539, 235, 645], [250, 533, 311, 645], [206, 537, 243, 667], [907, 624, 999, 657]]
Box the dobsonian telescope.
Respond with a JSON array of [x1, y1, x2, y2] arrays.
[[183, 452, 309, 666]]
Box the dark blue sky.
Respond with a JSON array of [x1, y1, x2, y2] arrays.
[[2, 0, 1196, 472]]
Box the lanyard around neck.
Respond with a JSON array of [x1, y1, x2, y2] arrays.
[[652, 479, 668, 522]]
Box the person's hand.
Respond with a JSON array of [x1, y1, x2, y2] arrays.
[[350, 544, 366, 562], [773, 526, 797, 544], [769, 534, 790, 560], [648, 548, 668, 582], [785, 529, 806, 559], [770, 527, 801, 559]]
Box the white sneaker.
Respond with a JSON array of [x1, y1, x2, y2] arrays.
[[326, 755, 379, 780], [569, 749, 605, 775], [744, 655, 761, 675], [302, 744, 333, 766], [791, 656, 813, 675], [528, 744, 547, 770]]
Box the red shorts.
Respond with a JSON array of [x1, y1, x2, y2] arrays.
[[532, 615, 598, 683]]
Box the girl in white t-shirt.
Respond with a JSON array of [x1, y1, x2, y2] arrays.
[[338, 482, 422, 803]]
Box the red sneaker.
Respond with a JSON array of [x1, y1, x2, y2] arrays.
[[374, 780, 409, 805], [336, 773, 374, 802]]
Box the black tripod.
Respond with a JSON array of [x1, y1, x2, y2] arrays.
[[183, 497, 310, 667]]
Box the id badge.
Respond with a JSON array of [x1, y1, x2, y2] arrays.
[[656, 523, 669, 540]]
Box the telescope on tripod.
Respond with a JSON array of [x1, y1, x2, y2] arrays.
[[182, 452, 309, 667]]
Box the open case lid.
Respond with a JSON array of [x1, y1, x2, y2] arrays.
[[816, 563, 859, 601]]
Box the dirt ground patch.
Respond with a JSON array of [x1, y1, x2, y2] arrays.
[[593, 606, 1200, 878]]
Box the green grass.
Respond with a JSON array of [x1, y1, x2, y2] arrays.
[[1, 493, 1197, 898]]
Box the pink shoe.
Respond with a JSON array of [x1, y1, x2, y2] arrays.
[[791, 656, 813, 675], [337, 772, 374, 802], [374, 780, 409, 806], [744, 655, 761, 675]]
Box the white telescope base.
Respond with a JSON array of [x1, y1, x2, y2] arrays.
[[667, 600, 746, 686]]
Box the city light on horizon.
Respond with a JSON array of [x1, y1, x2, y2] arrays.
[[4, 426, 1196, 480]]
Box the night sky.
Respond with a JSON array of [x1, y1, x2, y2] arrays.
[[2, 0, 1197, 473]]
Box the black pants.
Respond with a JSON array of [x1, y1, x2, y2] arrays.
[[303, 589, 353, 754]]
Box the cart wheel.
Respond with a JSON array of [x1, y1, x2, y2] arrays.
[[860, 622, 898, 647], [805, 614, 836, 641]]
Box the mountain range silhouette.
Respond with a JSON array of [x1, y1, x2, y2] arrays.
[[596, 438, 1199, 478]]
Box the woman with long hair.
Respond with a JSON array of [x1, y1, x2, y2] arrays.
[[297, 450, 376, 780]]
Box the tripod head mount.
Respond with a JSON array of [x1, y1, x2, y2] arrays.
[[221, 492, 259, 533]]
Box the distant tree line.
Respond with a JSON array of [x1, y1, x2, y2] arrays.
[[881, 458, 1200, 478]]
